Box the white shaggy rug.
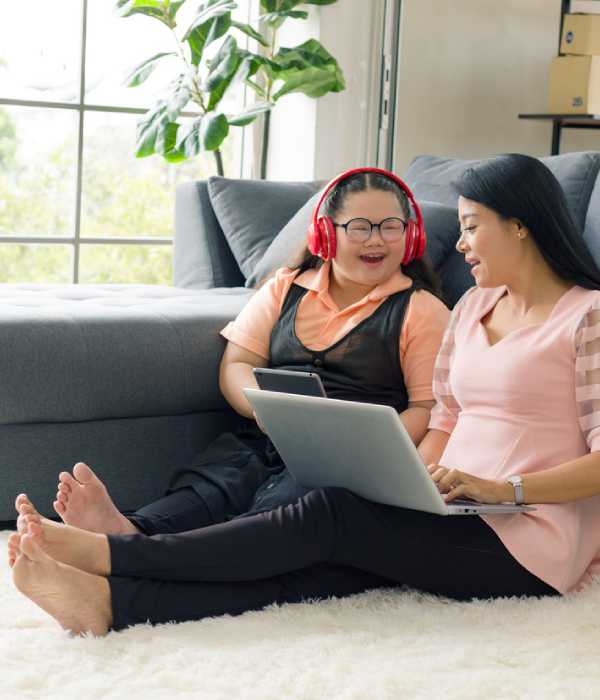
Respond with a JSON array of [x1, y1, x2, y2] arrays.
[[2, 530, 600, 700]]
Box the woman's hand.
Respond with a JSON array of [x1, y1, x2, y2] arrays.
[[426, 464, 513, 504]]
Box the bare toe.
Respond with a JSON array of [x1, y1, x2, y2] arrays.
[[73, 462, 96, 484], [15, 493, 29, 511], [8, 532, 21, 564], [53, 500, 66, 515], [59, 471, 78, 488]]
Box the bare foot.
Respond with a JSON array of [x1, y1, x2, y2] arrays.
[[53, 463, 139, 535], [12, 533, 112, 636], [15, 495, 111, 577]]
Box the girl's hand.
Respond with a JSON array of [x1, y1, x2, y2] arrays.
[[426, 464, 512, 504]]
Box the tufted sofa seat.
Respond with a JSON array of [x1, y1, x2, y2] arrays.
[[0, 284, 251, 519]]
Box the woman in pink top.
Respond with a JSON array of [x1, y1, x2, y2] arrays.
[[10, 156, 600, 636]]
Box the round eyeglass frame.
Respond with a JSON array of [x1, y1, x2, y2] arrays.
[[332, 217, 407, 243]]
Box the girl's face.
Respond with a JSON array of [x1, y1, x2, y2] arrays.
[[330, 189, 408, 289], [457, 196, 523, 288]]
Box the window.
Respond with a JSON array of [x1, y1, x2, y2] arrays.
[[0, 0, 246, 284]]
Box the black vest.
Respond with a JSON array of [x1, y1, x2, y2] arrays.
[[269, 282, 421, 412]]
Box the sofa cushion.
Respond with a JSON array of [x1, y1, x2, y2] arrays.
[[437, 247, 474, 308], [404, 152, 600, 231], [246, 197, 461, 288], [0, 284, 252, 425], [246, 191, 320, 288], [174, 181, 245, 290], [207, 176, 322, 281]]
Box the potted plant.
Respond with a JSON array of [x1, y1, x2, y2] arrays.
[[116, 0, 344, 177]]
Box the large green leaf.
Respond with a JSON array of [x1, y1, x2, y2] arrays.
[[155, 121, 187, 162], [115, 0, 185, 27], [204, 36, 242, 110], [166, 74, 192, 120], [272, 65, 342, 100], [261, 10, 308, 28], [175, 113, 229, 155], [135, 100, 171, 157], [225, 51, 269, 100], [227, 102, 271, 127], [183, 0, 235, 40], [186, 14, 231, 66], [266, 39, 345, 100], [201, 113, 229, 149], [124, 52, 177, 87], [259, 0, 337, 27], [230, 20, 269, 47], [260, 0, 337, 9], [260, 0, 300, 11]]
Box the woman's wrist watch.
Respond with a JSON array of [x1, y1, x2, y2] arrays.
[[507, 475, 524, 505]]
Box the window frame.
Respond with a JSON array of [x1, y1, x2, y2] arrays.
[[0, 0, 248, 284]]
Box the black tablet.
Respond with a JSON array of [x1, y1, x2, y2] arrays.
[[253, 367, 327, 398]]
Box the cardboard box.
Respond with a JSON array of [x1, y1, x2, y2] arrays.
[[570, 1, 600, 14], [561, 14, 600, 54], [548, 55, 600, 113]]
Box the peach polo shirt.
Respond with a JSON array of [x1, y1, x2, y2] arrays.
[[221, 263, 450, 402], [430, 284, 600, 594]]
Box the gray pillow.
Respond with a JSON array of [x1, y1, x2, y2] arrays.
[[246, 197, 460, 288], [405, 152, 600, 230], [246, 191, 320, 288], [207, 176, 322, 280]]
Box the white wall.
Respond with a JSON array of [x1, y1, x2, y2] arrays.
[[393, 0, 600, 174], [260, 0, 600, 183]]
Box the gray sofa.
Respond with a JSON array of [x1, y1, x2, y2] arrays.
[[2, 152, 600, 521]]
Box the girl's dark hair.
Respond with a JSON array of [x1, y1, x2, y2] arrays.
[[292, 171, 441, 298], [452, 153, 600, 290]]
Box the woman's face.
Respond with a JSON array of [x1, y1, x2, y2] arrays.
[[330, 189, 408, 289], [457, 196, 523, 288]]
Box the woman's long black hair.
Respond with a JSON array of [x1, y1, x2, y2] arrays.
[[292, 171, 442, 298], [452, 153, 600, 290]]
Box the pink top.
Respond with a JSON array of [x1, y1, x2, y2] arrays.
[[430, 284, 600, 594], [222, 263, 450, 402]]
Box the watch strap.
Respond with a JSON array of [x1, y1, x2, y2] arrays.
[[508, 476, 524, 505]]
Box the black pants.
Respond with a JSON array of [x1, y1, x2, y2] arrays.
[[127, 428, 307, 535], [108, 487, 559, 630]]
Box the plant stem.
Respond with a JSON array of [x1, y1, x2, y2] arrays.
[[214, 149, 224, 176], [260, 109, 270, 180], [260, 24, 277, 179]]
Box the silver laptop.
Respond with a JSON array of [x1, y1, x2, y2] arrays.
[[244, 389, 535, 516]]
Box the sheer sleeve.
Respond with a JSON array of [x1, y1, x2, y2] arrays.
[[575, 297, 600, 452], [428, 290, 473, 434]]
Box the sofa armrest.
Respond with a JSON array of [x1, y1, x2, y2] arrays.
[[174, 181, 245, 289]]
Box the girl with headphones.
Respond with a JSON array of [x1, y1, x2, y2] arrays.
[[43, 167, 449, 537]]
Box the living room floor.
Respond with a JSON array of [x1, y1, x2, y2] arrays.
[[1, 530, 599, 699]]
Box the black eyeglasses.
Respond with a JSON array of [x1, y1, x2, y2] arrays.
[[333, 217, 407, 243]]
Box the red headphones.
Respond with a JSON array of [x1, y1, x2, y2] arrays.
[[307, 166, 426, 264]]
